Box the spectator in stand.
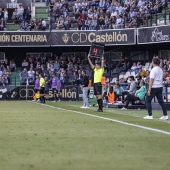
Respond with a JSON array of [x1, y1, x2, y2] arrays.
[[28, 18, 36, 31], [19, 68, 28, 84], [17, 3, 24, 21], [121, 81, 147, 110], [114, 83, 124, 101], [10, 59, 16, 72], [130, 62, 138, 73], [42, 19, 47, 30], [55, 7, 61, 20], [25, 7, 31, 22], [19, 20, 28, 31], [122, 76, 137, 102], [98, 15, 105, 29], [28, 67, 35, 83], [4, 9, 8, 25], [104, 86, 116, 104], [56, 15, 64, 29], [0, 18, 5, 31], [63, 16, 70, 30], [21, 59, 29, 70], [0, 8, 4, 20]]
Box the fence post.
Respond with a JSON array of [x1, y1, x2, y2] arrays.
[[156, 14, 157, 26]]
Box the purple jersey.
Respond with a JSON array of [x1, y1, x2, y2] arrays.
[[56, 78, 61, 91], [35, 78, 40, 89], [52, 77, 57, 88]]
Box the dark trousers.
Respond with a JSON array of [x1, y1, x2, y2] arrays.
[[146, 87, 167, 116], [122, 91, 129, 102], [125, 93, 139, 108]]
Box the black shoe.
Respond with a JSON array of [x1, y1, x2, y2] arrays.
[[95, 109, 103, 112]]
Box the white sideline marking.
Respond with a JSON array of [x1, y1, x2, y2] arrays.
[[29, 102, 170, 136]]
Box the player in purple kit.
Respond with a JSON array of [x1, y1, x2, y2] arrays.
[[32, 75, 40, 102]]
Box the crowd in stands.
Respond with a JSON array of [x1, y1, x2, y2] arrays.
[[19, 53, 86, 86], [0, 59, 16, 86], [48, 0, 166, 30], [0, 0, 166, 31], [2, 52, 170, 108], [0, 3, 47, 31]]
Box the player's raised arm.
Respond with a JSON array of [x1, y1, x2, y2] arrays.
[[87, 53, 94, 69]]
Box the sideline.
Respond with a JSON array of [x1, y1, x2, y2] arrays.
[[29, 101, 170, 136]]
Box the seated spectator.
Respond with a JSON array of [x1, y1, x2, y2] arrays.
[[130, 62, 138, 73], [77, 17, 83, 30], [19, 20, 28, 31], [106, 87, 115, 104], [56, 15, 64, 29], [88, 17, 96, 30], [1, 74, 9, 86], [28, 18, 36, 31], [120, 81, 147, 110], [122, 76, 137, 102], [114, 83, 124, 101], [19, 68, 28, 84], [21, 59, 29, 70], [28, 67, 35, 83], [63, 16, 70, 30], [98, 15, 105, 29]]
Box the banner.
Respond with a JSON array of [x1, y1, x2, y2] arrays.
[[0, 0, 32, 9], [0, 32, 51, 47], [51, 29, 136, 46], [0, 29, 136, 46], [0, 85, 79, 101], [0, 86, 19, 100], [137, 25, 170, 44]]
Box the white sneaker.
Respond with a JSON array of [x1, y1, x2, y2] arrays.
[[120, 107, 127, 110], [80, 106, 85, 108], [37, 99, 40, 102], [84, 106, 89, 108], [143, 115, 153, 119], [32, 99, 36, 102], [159, 115, 169, 120]]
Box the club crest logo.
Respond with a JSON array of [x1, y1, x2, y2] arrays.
[[151, 27, 169, 42], [62, 34, 70, 44]]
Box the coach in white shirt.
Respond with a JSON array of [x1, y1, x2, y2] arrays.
[[144, 57, 168, 120]]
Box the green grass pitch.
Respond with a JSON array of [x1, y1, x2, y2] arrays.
[[0, 101, 170, 170]]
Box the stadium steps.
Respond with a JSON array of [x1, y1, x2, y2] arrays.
[[10, 68, 21, 86], [35, 6, 48, 20], [6, 23, 19, 31]]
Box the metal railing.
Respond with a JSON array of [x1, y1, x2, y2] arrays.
[[146, 10, 170, 27]]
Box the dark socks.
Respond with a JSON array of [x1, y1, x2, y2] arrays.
[[99, 98, 103, 111]]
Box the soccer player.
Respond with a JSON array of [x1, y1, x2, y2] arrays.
[[144, 57, 169, 120], [52, 73, 61, 102], [39, 73, 45, 103], [32, 75, 40, 102], [88, 53, 104, 112], [45, 76, 50, 101]]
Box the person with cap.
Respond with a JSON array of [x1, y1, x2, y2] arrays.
[[88, 53, 104, 112]]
